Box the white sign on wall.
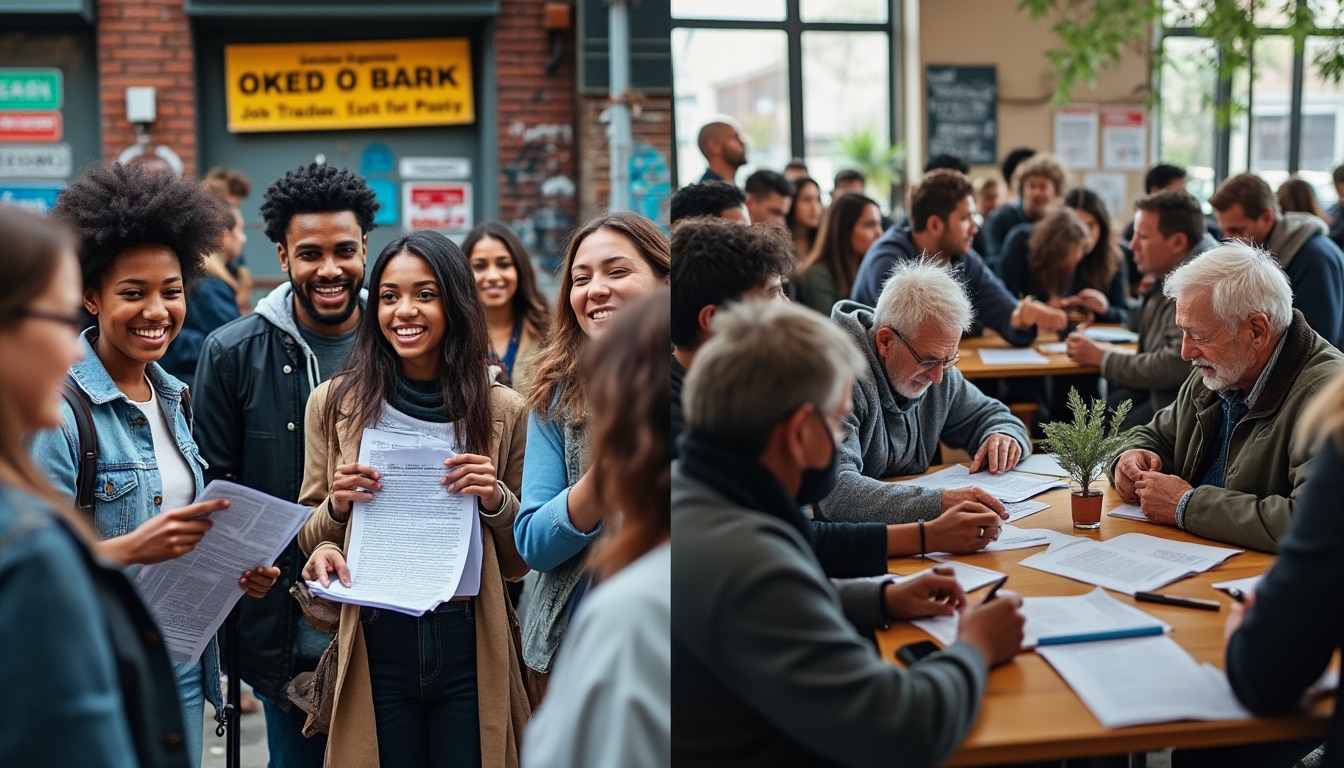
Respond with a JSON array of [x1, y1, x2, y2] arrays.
[[0, 143, 71, 179], [1054, 105, 1098, 170], [403, 181, 473, 233], [399, 157, 472, 180]]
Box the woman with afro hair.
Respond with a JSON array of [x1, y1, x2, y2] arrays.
[[30, 162, 280, 768]]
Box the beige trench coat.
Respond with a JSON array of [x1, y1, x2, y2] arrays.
[[296, 380, 533, 768]]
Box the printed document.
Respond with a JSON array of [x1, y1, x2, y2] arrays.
[[897, 464, 1067, 503], [137, 480, 309, 664], [928, 524, 1048, 560], [1082, 326, 1139, 343], [1005, 500, 1050, 522], [1107, 503, 1148, 521], [307, 427, 480, 615], [1037, 635, 1251, 728], [1020, 535, 1240, 595], [1013, 453, 1070, 478], [909, 587, 1168, 650]]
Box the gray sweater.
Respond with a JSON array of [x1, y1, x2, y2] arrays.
[[820, 302, 1031, 524]]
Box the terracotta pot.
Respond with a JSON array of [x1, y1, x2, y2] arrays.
[[1071, 489, 1104, 530]]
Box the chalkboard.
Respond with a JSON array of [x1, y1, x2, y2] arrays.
[[926, 65, 997, 165]]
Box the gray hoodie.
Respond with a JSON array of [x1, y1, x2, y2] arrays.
[[819, 301, 1032, 524]]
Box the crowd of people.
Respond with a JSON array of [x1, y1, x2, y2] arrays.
[[6, 108, 1344, 768]]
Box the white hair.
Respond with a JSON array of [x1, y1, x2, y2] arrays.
[[685, 299, 866, 453], [1163, 239, 1293, 334], [872, 256, 975, 335]]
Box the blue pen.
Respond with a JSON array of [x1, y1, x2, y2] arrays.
[[1035, 624, 1165, 646]]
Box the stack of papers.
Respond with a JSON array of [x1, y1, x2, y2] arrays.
[[896, 465, 1067, 503], [137, 481, 311, 664], [1107, 503, 1148, 521], [907, 588, 1169, 650], [1020, 534, 1242, 595], [979, 348, 1050, 366], [307, 427, 481, 616], [1038, 635, 1251, 728]]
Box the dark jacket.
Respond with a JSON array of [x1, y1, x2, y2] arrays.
[[670, 354, 887, 578], [1264, 212, 1344, 347], [192, 284, 363, 705], [1226, 434, 1344, 766], [0, 486, 189, 768], [850, 225, 1036, 347], [673, 435, 987, 768], [980, 202, 1029, 262], [160, 274, 240, 389]]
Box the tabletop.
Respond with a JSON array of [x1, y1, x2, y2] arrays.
[[957, 326, 1137, 379], [875, 474, 1333, 766]]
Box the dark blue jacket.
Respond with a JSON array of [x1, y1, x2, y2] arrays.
[[980, 202, 1028, 261], [160, 275, 240, 389], [0, 486, 189, 768], [997, 223, 1130, 324], [850, 225, 1036, 347], [1279, 230, 1344, 347]]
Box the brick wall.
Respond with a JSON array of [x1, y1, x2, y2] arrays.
[[495, 0, 579, 261], [577, 93, 673, 224], [97, 0, 196, 175]]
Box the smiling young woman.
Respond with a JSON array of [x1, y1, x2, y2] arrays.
[[296, 230, 533, 768], [461, 222, 550, 397], [514, 211, 670, 685], [29, 163, 280, 768]]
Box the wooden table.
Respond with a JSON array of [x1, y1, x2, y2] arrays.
[[875, 479, 1332, 766], [957, 327, 1137, 379]]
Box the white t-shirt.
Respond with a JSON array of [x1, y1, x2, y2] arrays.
[[130, 383, 195, 512]]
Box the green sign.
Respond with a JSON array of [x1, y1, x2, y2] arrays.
[[0, 70, 63, 112]]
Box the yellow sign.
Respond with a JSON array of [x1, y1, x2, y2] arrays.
[[225, 38, 475, 133]]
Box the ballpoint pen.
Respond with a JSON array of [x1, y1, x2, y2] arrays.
[[1134, 591, 1221, 611], [981, 575, 1009, 605]]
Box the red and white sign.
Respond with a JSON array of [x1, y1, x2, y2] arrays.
[[0, 112, 62, 142], [1101, 108, 1147, 171], [402, 181, 472, 232]]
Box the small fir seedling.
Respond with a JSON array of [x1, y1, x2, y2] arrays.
[[1041, 387, 1133, 497]]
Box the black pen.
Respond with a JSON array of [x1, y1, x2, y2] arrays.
[[1216, 586, 1247, 604], [981, 576, 1009, 605], [1134, 591, 1221, 611]]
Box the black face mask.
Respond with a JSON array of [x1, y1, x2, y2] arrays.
[[795, 405, 840, 506]]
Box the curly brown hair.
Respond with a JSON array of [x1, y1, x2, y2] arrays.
[[1026, 207, 1091, 298]]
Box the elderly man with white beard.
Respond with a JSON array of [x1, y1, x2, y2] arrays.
[[1107, 239, 1344, 553], [819, 258, 1029, 555]]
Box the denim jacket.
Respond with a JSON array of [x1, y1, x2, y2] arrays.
[[29, 330, 223, 713]]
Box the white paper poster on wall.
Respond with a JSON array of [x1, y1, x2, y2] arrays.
[[1054, 105, 1098, 170], [1083, 172, 1128, 220], [1102, 109, 1147, 171], [402, 181, 473, 234]]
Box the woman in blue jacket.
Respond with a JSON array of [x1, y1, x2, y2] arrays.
[[29, 163, 279, 767], [513, 211, 669, 679], [0, 205, 189, 768]]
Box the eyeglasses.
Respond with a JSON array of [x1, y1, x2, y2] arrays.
[[890, 327, 960, 371], [9, 307, 86, 331]]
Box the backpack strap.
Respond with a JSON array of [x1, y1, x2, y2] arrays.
[[59, 380, 98, 517]]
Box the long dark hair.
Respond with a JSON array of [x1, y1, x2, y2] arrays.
[[527, 211, 671, 421], [460, 222, 551, 339], [801, 192, 878, 300], [324, 230, 494, 455], [785, 177, 821, 253], [1063, 187, 1120, 292], [587, 289, 671, 580]]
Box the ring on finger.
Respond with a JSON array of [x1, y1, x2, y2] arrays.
[[978, 526, 985, 538]]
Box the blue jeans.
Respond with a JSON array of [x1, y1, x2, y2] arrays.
[[256, 692, 328, 768], [361, 601, 480, 768], [172, 659, 204, 768]]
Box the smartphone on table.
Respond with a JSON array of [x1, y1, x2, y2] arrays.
[[895, 640, 941, 666]]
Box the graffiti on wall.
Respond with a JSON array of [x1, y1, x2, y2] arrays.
[[503, 121, 575, 276], [629, 141, 670, 233]]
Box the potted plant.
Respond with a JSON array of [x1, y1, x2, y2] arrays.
[[1040, 387, 1133, 529]]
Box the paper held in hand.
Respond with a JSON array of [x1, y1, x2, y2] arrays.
[[137, 480, 310, 664], [306, 427, 482, 616], [896, 464, 1067, 503]]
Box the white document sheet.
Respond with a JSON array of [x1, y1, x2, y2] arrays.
[[1037, 341, 1068, 354], [307, 428, 480, 615], [1082, 327, 1140, 343], [137, 480, 309, 664], [1020, 588, 1168, 648], [1013, 453, 1070, 478], [1105, 533, 1242, 572], [894, 560, 1006, 593], [896, 464, 1067, 503], [928, 524, 1048, 560], [978, 348, 1050, 366], [1211, 574, 1264, 594], [1005, 500, 1050, 522], [1019, 538, 1201, 595], [1037, 635, 1251, 728], [1107, 503, 1148, 521]]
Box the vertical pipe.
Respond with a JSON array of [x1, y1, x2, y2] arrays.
[[608, 0, 632, 211]]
